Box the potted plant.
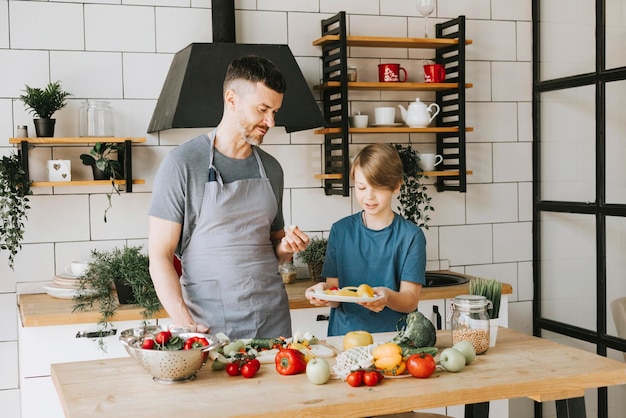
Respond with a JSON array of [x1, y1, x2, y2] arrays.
[[73, 245, 161, 350], [80, 142, 124, 222], [394, 144, 434, 229], [296, 236, 328, 282], [469, 277, 503, 346], [19, 81, 72, 137], [0, 152, 32, 270]]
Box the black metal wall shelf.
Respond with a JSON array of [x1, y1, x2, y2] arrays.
[[312, 12, 471, 195]]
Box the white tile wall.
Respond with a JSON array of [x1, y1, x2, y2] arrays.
[[10, 2, 84, 50], [155, 7, 213, 53], [85, 5, 156, 52], [2, 2, 536, 416], [0, 1, 8, 49]]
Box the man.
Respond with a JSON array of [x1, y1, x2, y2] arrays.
[[148, 56, 309, 339]]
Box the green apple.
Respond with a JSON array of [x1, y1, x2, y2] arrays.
[[439, 348, 466, 372], [452, 340, 477, 365], [306, 357, 331, 385]]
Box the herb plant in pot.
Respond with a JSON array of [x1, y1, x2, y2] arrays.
[[394, 144, 434, 229], [18, 81, 72, 137], [0, 152, 32, 270], [73, 245, 162, 350], [80, 142, 124, 222], [296, 236, 328, 282]]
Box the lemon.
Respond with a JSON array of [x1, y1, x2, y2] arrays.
[[356, 284, 374, 298]]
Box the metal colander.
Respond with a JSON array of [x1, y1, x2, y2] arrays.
[[119, 326, 221, 384]]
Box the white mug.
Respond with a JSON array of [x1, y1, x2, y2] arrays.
[[374, 107, 396, 125], [65, 260, 90, 277], [420, 153, 443, 171]]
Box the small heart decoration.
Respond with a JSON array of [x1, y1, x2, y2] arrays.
[[62, 173, 67, 178], [54, 164, 61, 170]]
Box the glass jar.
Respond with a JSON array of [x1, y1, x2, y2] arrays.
[[80, 100, 114, 137], [15, 125, 28, 138], [449, 295, 491, 354], [347, 66, 358, 82], [279, 261, 297, 284]]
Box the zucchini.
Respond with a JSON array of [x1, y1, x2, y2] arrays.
[[249, 338, 283, 350]]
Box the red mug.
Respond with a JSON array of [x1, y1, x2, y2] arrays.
[[423, 64, 446, 83], [378, 63, 408, 82]]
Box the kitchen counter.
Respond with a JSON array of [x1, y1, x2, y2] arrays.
[[51, 328, 626, 418], [18, 271, 511, 327]]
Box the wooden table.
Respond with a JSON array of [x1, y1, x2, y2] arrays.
[[51, 328, 626, 418]]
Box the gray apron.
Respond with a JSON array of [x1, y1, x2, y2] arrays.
[[180, 132, 291, 339]]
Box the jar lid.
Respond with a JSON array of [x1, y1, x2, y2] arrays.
[[17, 125, 27, 129], [452, 294, 490, 307]]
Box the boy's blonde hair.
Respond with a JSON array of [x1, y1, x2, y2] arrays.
[[350, 143, 404, 191]]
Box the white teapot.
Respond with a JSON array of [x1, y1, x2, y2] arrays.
[[398, 98, 440, 128]]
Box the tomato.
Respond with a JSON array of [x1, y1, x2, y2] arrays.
[[141, 338, 155, 350], [363, 370, 380, 386], [241, 363, 258, 378], [346, 370, 364, 387], [246, 358, 261, 372], [154, 330, 171, 346], [406, 353, 436, 378], [225, 362, 241, 376]]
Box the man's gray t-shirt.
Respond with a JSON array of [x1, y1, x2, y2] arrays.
[[149, 133, 285, 256]]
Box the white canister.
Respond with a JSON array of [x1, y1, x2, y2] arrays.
[[80, 100, 114, 137]]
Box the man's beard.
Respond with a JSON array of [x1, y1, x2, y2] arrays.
[[236, 114, 264, 146]]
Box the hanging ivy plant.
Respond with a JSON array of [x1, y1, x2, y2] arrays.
[[394, 144, 434, 229], [0, 153, 32, 269]]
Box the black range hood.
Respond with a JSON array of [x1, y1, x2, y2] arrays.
[[147, 1, 324, 134]]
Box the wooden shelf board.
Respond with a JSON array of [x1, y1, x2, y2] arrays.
[[312, 35, 472, 49], [315, 171, 472, 180], [314, 81, 472, 91], [9, 137, 146, 145], [30, 179, 146, 187], [314, 127, 474, 135]]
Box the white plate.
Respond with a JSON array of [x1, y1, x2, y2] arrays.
[[305, 291, 383, 303], [44, 283, 98, 298], [370, 123, 403, 127]]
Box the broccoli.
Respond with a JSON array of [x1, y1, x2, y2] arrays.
[[392, 311, 437, 348]]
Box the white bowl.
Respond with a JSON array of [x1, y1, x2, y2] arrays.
[[349, 114, 369, 128]]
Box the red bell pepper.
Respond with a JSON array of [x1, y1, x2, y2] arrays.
[[183, 336, 209, 350], [275, 348, 307, 375]]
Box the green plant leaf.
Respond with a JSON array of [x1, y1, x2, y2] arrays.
[[18, 81, 71, 119], [393, 144, 434, 229], [0, 153, 32, 269]]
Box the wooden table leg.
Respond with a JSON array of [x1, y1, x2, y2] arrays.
[[464, 402, 489, 418], [555, 397, 586, 418]]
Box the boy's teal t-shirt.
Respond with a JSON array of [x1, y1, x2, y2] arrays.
[[322, 212, 426, 336]]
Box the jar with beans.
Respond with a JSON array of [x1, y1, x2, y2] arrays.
[[449, 295, 491, 354]]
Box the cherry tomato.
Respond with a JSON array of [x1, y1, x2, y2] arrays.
[[406, 353, 436, 378], [363, 370, 380, 386], [154, 330, 171, 346], [226, 362, 241, 376], [246, 358, 261, 372], [141, 338, 155, 350], [346, 370, 364, 387], [241, 363, 258, 378]]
